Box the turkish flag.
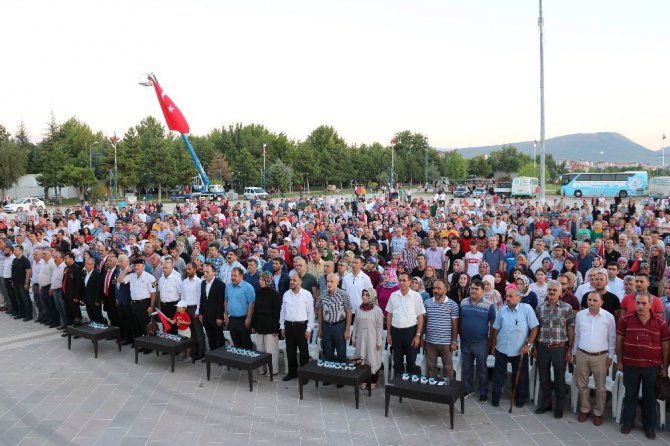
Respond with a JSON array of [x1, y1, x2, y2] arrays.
[[156, 309, 172, 333], [151, 77, 190, 134]]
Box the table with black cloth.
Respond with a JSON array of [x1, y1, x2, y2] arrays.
[[297, 360, 372, 409], [204, 346, 273, 391], [385, 377, 465, 429], [66, 323, 121, 358], [133, 335, 194, 372]]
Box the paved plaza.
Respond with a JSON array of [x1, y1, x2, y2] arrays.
[[0, 316, 666, 446]]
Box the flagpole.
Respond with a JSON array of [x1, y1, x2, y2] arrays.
[[662, 134, 666, 170], [538, 0, 547, 203]]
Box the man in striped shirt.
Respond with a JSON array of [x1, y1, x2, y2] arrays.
[[616, 291, 670, 439], [422, 280, 459, 379]]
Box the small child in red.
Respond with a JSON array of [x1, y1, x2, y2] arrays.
[[169, 301, 192, 361]]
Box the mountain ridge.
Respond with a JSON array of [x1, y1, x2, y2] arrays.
[[439, 132, 667, 164]]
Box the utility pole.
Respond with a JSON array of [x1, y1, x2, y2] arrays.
[[424, 150, 428, 187], [262, 143, 267, 189], [538, 0, 547, 203]]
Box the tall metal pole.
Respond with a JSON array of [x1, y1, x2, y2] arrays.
[[113, 140, 118, 199], [391, 140, 396, 191], [538, 0, 546, 203], [262, 143, 267, 189]]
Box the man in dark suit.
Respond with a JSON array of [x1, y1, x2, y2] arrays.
[[62, 252, 83, 326], [101, 251, 121, 329], [199, 262, 225, 351], [82, 256, 104, 323]]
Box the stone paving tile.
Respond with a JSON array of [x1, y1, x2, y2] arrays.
[[2, 316, 670, 445]]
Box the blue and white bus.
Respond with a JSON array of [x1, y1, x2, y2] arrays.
[[560, 171, 648, 198]]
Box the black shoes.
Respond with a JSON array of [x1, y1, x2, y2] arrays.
[[554, 408, 563, 419], [515, 401, 525, 408], [282, 374, 297, 382], [535, 405, 553, 414], [479, 395, 488, 403], [491, 401, 500, 407]]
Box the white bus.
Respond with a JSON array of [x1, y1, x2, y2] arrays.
[[560, 171, 648, 198], [511, 177, 539, 198], [649, 176, 670, 199]]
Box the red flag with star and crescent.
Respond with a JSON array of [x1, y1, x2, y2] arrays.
[[150, 77, 190, 134]]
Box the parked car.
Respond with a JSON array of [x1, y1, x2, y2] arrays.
[[243, 187, 269, 200], [493, 181, 512, 197], [3, 197, 46, 213], [453, 186, 469, 198], [472, 187, 487, 198]]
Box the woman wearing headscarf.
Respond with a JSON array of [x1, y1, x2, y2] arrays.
[[448, 259, 465, 284], [514, 274, 538, 309], [493, 271, 508, 296], [252, 271, 282, 377], [472, 260, 490, 282], [482, 274, 503, 310], [476, 228, 488, 253], [353, 288, 384, 390], [449, 272, 469, 304], [375, 267, 399, 318], [410, 276, 431, 302], [460, 227, 473, 253]]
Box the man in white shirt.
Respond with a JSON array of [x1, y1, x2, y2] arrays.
[[572, 291, 616, 426], [50, 250, 67, 329], [37, 249, 57, 327], [158, 257, 183, 335], [341, 256, 373, 315], [181, 262, 204, 359], [386, 271, 426, 376], [280, 274, 315, 381], [464, 242, 483, 278], [31, 249, 45, 322], [606, 262, 625, 300]]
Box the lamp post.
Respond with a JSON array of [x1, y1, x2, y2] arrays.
[[390, 138, 397, 191], [538, 0, 546, 203]]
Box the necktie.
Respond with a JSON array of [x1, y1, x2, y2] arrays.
[[105, 270, 112, 296], [63, 267, 69, 293]]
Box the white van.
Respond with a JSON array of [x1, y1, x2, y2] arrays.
[[243, 187, 269, 200], [649, 176, 670, 199], [511, 177, 539, 198]]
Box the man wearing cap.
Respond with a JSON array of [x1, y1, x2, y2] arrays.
[[158, 257, 183, 335], [225, 267, 255, 350], [118, 258, 157, 350]]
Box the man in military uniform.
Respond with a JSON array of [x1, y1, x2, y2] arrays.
[[118, 258, 156, 353]]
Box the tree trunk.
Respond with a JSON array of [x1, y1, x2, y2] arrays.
[[158, 184, 162, 203], [44, 187, 49, 199]]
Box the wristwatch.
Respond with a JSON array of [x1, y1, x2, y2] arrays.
[[526, 342, 533, 348]]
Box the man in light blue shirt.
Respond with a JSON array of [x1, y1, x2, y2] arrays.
[[225, 267, 256, 350], [489, 287, 539, 408]]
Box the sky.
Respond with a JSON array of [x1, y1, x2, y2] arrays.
[[2, 0, 669, 151]]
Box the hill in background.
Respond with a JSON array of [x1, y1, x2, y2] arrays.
[[440, 132, 667, 164]]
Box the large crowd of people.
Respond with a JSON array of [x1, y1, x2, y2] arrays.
[[1, 190, 669, 438]]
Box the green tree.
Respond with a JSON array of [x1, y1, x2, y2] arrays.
[[517, 162, 549, 180], [468, 155, 492, 178], [442, 151, 468, 181], [267, 159, 293, 193], [136, 116, 177, 201], [0, 140, 27, 191], [0, 124, 10, 143], [489, 145, 530, 176], [231, 147, 259, 189], [206, 153, 233, 186]]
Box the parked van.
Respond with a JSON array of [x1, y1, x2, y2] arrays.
[[649, 176, 670, 199], [243, 187, 269, 200], [511, 177, 539, 198]]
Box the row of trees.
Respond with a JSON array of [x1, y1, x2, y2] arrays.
[[0, 116, 569, 200]]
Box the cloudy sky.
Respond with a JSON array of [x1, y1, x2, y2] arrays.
[[2, 0, 668, 150]]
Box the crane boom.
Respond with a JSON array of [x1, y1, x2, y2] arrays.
[[181, 133, 210, 193]]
